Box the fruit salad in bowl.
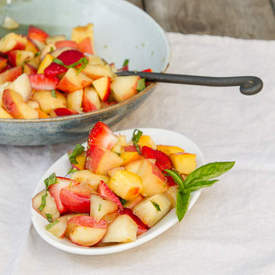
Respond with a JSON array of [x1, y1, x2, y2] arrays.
[[31, 122, 234, 254]]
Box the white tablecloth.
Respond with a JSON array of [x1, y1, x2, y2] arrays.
[[1, 33, 275, 275]]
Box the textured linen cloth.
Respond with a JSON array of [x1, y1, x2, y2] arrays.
[[1, 33, 275, 275]]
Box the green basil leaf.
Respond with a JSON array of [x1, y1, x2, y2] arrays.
[[136, 78, 146, 92], [176, 191, 190, 221], [44, 173, 57, 189], [66, 167, 78, 175], [98, 204, 102, 211], [184, 161, 235, 186], [38, 191, 47, 211], [164, 169, 185, 190], [184, 179, 218, 193], [68, 144, 85, 165], [119, 198, 127, 206], [151, 201, 161, 211], [53, 58, 64, 66], [131, 129, 143, 154], [34, 51, 41, 57], [122, 59, 129, 67], [46, 213, 53, 223], [51, 89, 56, 98], [45, 220, 60, 230]]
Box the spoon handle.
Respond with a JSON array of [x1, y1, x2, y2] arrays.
[[116, 71, 263, 95]]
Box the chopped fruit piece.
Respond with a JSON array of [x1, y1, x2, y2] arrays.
[[8, 50, 34, 66], [72, 23, 94, 54], [26, 55, 40, 68], [48, 177, 73, 214], [27, 100, 39, 109], [87, 121, 118, 150], [112, 135, 127, 154], [170, 153, 197, 174], [29, 74, 59, 90], [37, 54, 54, 74], [124, 195, 144, 209], [46, 215, 68, 238], [32, 90, 66, 114], [137, 159, 168, 197], [123, 145, 138, 152], [0, 82, 10, 105], [166, 175, 177, 186], [165, 185, 178, 208], [90, 194, 118, 222], [111, 75, 140, 102], [138, 135, 156, 149], [46, 35, 66, 45], [0, 66, 22, 84], [142, 68, 152, 72], [107, 167, 125, 177], [109, 170, 143, 200], [133, 193, 171, 227], [125, 159, 143, 174], [103, 212, 119, 224], [120, 208, 149, 235], [71, 151, 86, 170], [0, 106, 12, 118], [28, 25, 49, 43], [67, 182, 95, 197], [92, 76, 111, 102], [82, 64, 115, 80], [23, 64, 37, 75], [157, 145, 185, 155], [87, 55, 105, 65], [0, 33, 27, 53], [67, 215, 107, 246], [97, 181, 123, 210], [53, 107, 78, 116], [82, 87, 101, 112], [55, 40, 78, 49], [2, 16, 19, 30], [8, 73, 31, 101], [57, 49, 84, 66], [71, 170, 108, 190], [102, 214, 138, 243], [85, 145, 123, 175], [2, 89, 38, 119], [57, 68, 92, 93], [0, 57, 8, 72], [44, 62, 67, 77], [32, 190, 60, 220], [60, 187, 90, 213], [120, 151, 142, 165], [25, 39, 39, 54], [37, 108, 49, 118], [142, 146, 172, 171]]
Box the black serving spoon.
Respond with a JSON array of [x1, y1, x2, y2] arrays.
[[117, 71, 263, 95]]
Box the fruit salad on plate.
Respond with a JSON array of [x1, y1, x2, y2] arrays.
[[32, 122, 234, 247], [0, 23, 149, 119]]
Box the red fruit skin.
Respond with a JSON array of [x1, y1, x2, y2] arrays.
[[68, 215, 107, 229], [0, 66, 22, 82], [82, 93, 98, 112], [60, 188, 90, 213], [87, 121, 117, 150], [123, 145, 138, 152], [166, 175, 177, 186], [29, 74, 59, 90], [142, 68, 152, 72], [57, 49, 84, 66], [85, 145, 105, 172], [28, 25, 48, 43], [141, 146, 172, 171], [44, 62, 67, 77], [55, 40, 78, 49], [54, 107, 78, 116], [0, 56, 7, 71], [120, 208, 149, 235], [97, 181, 123, 210]]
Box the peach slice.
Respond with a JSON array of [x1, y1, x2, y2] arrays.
[[0, 66, 22, 85], [170, 153, 197, 174], [72, 23, 94, 54], [0, 106, 12, 119], [0, 33, 27, 52], [82, 64, 115, 80], [82, 87, 101, 112], [8, 50, 34, 66], [92, 76, 111, 102], [157, 145, 185, 155], [8, 73, 31, 101]]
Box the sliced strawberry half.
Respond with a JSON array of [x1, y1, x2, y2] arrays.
[[60, 188, 90, 213], [141, 146, 172, 171], [97, 181, 123, 210], [120, 208, 149, 235], [44, 62, 67, 77], [57, 49, 84, 66], [68, 215, 107, 229], [29, 74, 59, 90], [48, 177, 73, 214], [54, 107, 78, 116], [28, 25, 48, 43], [87, 121, 117, 150]]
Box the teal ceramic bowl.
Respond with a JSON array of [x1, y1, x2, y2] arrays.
[[0, 0, 170, 145]]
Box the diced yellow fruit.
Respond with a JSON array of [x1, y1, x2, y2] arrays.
[[0, 106, 12, 118], [37, 54, 53, 74], [72, 23, 94, 43], [157, 145, 184, 155], [109, 170, 143, 200], [170, 153, 196, 174], [107, 167, 124, 177], [120, 151, 142, 165], [165, 186, 178, 208], [125, 159, 143, 174], [138, 135, 156, 149], [72, 152, 86, 170], [124, 195, 144, 209], [133, 193, 171, 227], [111, 135, 127, 154]]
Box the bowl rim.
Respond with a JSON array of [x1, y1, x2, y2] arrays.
[[0, 0, 171, 124], [31, 128, 205, 255]]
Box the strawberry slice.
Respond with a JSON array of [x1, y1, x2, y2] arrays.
[[57, 49, 84, 66], [166, 175, 177, 186], [120, 208, 149, 235], [29, 74, 59, 90], [55, 40, 78, 49], [142, 68, 152, 72], [28, 25, 48, 43], [97, 181, 123, 210], [60, 188, 90, 213], [141, 146, 172, 171], [68, 215, 107, 229], [54, 107, 78, 116], [87, 121, 117, 150], [48, 177, 72, 214], [44, 62, 67, 77]]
